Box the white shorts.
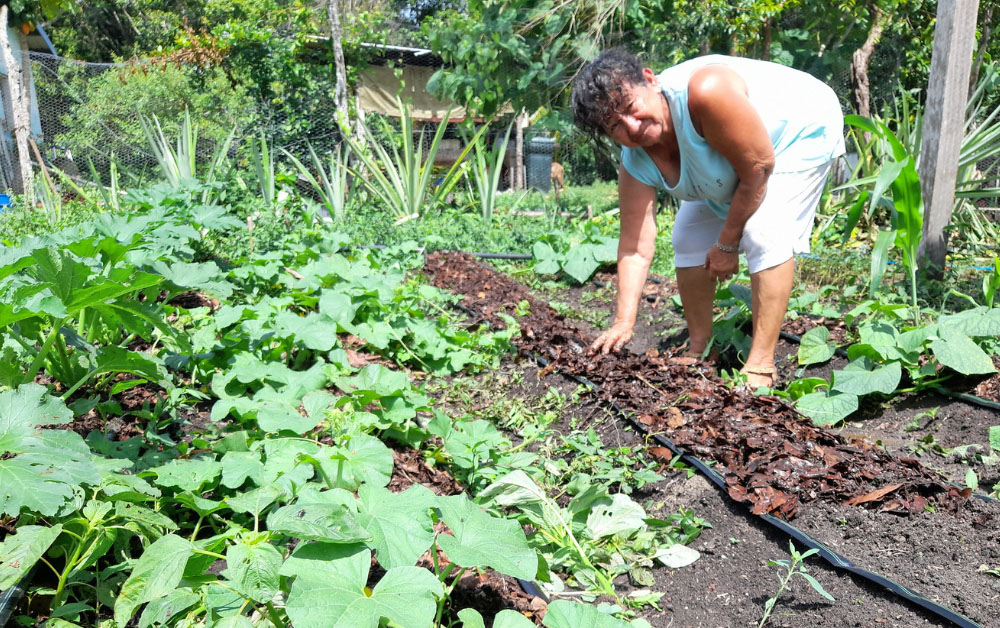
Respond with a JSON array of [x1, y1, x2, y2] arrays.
[[671, 161, 834, 274]]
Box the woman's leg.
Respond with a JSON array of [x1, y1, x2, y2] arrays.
[[742, 259, 795, 386], [672, 201, 724, 356], [739, 162, 834, 387], [676, 265, 716, 354]]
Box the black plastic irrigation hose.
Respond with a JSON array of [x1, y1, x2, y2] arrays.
[[532, 357, 986, 628], [0, 568, 33, 628]]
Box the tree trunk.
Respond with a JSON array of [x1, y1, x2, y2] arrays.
[[326, 0, 350, 125], [969, 4, 993, 99], [760, 18, 772, 61], [850, 4, 887, 119], [0, 8, 33, 202], [918, 0, 979, 277]]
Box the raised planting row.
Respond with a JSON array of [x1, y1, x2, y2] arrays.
[[0, 203, 685, 627]]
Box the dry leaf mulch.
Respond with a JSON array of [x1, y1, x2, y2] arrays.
[[423, 251, 971, 519]]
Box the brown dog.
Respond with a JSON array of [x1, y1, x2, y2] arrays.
[[550, 161, 565, 199]]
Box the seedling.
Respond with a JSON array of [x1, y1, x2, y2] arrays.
[[758, 541, 834, 627]]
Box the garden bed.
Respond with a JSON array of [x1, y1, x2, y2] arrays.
[[424, 250, 1000, 628]]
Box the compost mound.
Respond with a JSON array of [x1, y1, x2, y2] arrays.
[[424, 251, 971, 519]]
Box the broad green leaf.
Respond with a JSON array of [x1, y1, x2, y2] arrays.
[[897, 326, 933, 358], [436, 494, 538, 580], [356, 483, 435, 569], [225, 485, 284, 517], [279, 541, 368, 579], [857, 322, 900, 361], [146, 457, 223, 492], [267, 502, 370, 543], [0, 431, 99, 517], [930, 335, 996, 375], [319, 290, 359, 327], [257, 399, 323, 433], [478, 469, 548, 507], [797, 326, 836, 366], [317, 434, 394, 491], [584, 493, 646, 539], [273, 310, 339, 352], [543, 600, 636, 628], [137, 588, 199, 628], [652, 544, 700, 568], [939, 306, 1000, 338], [990, 425, 1000, 453], [562, 245, 602, 284], [303, 390, 340, 422], [285, 546, 442, 628], [0, 384, 73, 451], [795, 391, 859, 426], [114, 534, 193, 627], [444, 420, 508, 470], [0, 524, 63, 589], [831, 361, 902, 396], [220, 451, 265, 489], [532, 241, 561, 275], [459, 608, 535, 628], [226, 534, 283, 603]]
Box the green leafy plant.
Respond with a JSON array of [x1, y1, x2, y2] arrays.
[[793, 305, 1000, 425], [532, 224, 618, 284], [758, 541, 834, 627], [479, 469, 705, 605]]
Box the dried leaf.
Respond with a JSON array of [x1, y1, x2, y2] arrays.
[[844, 483, 903, 506]]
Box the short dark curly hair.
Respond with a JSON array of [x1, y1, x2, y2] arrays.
[[571, 48, 647, 141]]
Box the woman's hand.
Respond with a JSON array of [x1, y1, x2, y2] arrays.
[[589, 321, 635, 355], [704, 246, 739, 282]]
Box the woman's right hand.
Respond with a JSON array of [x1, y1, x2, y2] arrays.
[[589, 321, 635, 355]]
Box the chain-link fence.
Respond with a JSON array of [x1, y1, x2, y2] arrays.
[[29, 51, 351, 187]]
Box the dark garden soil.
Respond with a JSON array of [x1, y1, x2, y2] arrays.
[[423, 251, 1000, 628]]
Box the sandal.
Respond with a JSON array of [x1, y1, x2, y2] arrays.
[[741, 365, 777, 390]]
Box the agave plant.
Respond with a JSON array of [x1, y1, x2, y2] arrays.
[[464, 119, 516, 222], [139, 108, 236, 205], [342, 98, 487, 222], [282, 142, 351, 222], [139, 109, 197, 187]]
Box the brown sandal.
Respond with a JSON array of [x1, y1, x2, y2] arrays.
[[741, 366, 777, 390]]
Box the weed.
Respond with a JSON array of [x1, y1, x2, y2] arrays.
[[905, 407, 940, 432], [758, 541, 835, 627]]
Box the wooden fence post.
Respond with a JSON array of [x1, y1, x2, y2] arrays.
[[0, 7, 33, 202], [918, 0, 979, 277]]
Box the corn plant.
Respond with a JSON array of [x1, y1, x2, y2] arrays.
[[846, 115, 923, 323], [984, 257, 1000, 307], [464, 120, 514, 222], [283, 142, 351, 221], [343, 98, 487, 222]]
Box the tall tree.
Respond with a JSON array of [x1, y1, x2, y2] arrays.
[[850, 2, 890, 120]]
